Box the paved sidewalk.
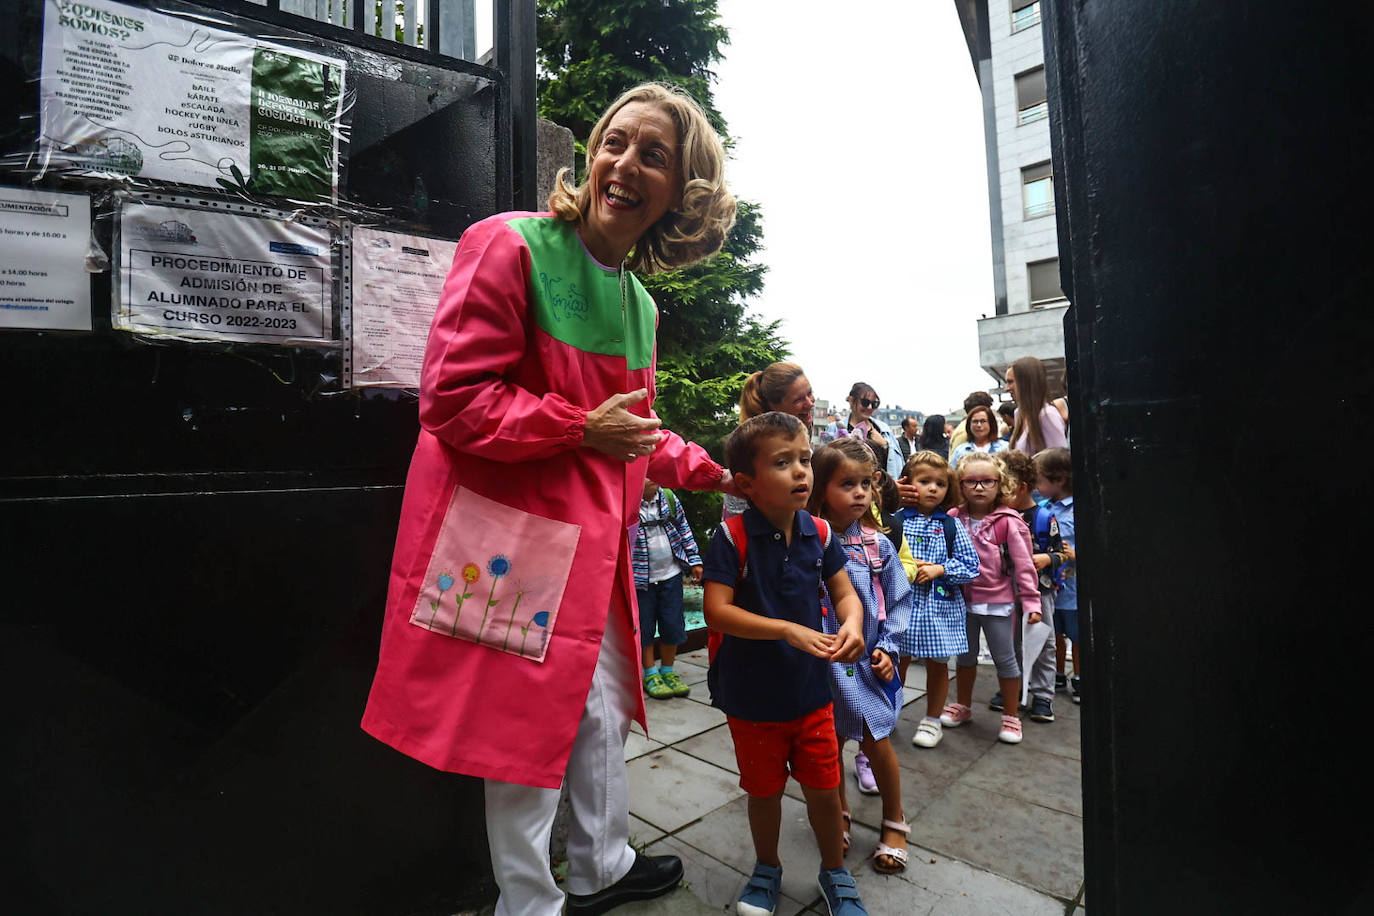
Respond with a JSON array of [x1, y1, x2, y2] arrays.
[[615, 649, 1085, 915]]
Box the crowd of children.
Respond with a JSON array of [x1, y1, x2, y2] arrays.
[[674, 398, 1078, 915]]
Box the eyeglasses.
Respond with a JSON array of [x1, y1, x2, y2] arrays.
[[961, 478, 998, 489], [969, 418, 990, 425], [858, 398, 879, 409]]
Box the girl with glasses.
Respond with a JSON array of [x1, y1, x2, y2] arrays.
[[941, 453, 1043, 744]]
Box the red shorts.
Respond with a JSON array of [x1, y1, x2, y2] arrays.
[[726, 704, 841, 797]]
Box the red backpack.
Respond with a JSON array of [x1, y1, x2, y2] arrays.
[[708, 513, 831, 662]]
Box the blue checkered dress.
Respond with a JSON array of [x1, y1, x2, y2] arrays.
[[820, 521, 912, 741], [895, 511, 979, 659]]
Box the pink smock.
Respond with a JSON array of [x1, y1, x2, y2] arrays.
[[361, 213, 724, 789]]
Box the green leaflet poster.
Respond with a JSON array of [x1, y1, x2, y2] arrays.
[[39, 0, 347, 201]]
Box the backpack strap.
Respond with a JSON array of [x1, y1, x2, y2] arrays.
[[936, 512, 958, 558], [661, 487, 678, 518], [1032, 506, 1053, 552], [711, 514, 750, 663]]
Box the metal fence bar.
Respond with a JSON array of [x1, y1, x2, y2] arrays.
[[363, 0, 376, 37], [382, 0, 396, 43], [403, 2, 417, 46]]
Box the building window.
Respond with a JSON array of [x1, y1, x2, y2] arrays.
[[1016, 67, 1048, 125], [1011, 0, 1041, 33], [1028, 258, 1065, 307], [1022, 161, 1054, 219]]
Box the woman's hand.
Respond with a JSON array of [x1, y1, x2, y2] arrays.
[[872, 648, 895, 682], [783, 622, 836, 659], [718, 469, 742, 497], [897, 476, 920, 508], [583, 389, 663, 461], [915, 562, 945, 584]]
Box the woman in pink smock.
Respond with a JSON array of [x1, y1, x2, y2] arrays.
[[361, 83, 738, 916], [1006, 355, 1070, 455]]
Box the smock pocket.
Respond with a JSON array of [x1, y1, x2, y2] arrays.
[[409, 487, 582, 662]]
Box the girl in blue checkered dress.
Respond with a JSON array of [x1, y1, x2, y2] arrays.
[[810, 438, 914, 874], [894, 450, 980, 750]]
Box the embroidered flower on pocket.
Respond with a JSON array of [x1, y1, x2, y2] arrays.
[[477, 555, 513, 644]]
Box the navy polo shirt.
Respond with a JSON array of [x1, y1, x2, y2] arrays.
[[703, 507, 847, 722]]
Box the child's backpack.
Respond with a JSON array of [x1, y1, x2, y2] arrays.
[[660, 487, 679, 518], [1020, 504, 1065, 591], [707, 513, 832, 662]]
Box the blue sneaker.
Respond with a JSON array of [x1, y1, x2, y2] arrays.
[[736, 861, 783, 915], [817, 866, 867, 915]]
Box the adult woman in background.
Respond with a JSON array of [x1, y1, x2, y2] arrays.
[[1006, 356, 1069, 455], [918, 414, 950, 460], [949, 404, 1008, 469], [361, 83, 737, 916], [826, 382, 905, 479], [723, 361, 816, 518]]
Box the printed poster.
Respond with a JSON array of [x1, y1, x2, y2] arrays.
[[0, 186, 92, 330], [350, 227, 457, 388], [117, 200, 333, 344], [40, 0, 347, 200]]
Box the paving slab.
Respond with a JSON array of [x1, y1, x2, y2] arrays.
[[960, 743, 1083, 818], [624, 729, 664, 762], [671, 657, 710, 687], [628, 813, 664, 849], [673, 722, 740, 775], [674, 793, 831, 909], [642, 691, 728, 745], [626, 747, 743, 833], [911, 781, 1084, 900], [643, 834, 811, 916]]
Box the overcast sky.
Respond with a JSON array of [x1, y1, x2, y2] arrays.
[[711, 0, 996, 417]]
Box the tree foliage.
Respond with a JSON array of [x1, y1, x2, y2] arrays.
[[536, 0, 787, 538]]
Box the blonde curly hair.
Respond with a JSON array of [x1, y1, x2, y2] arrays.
[[954, 451, 1017, 507], [547, 82, 737, 275]]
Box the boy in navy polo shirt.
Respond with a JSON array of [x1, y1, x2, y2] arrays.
[[704, 411, 870, 916]]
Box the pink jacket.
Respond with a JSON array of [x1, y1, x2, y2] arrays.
[[948, 505, 1041, 618], [361, 214, 723, 789]]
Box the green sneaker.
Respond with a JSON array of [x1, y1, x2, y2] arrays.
[[661, 669, 691, 698], [644, 671, 674, 700]]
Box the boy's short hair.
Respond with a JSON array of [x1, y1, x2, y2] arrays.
[[997, 401, 1016, 421], [1033, 446, 1073, 484], [725, 411, 806, 476], [901, 449, 958, 512], [963, 390, 994, 412]]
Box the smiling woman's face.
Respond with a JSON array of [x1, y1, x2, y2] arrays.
[[580, 102, 682, 266], [776, 374, 815, 429], [850, 388, 878, 422]]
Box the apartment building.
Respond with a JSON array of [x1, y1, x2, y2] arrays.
[[955, 0, 1068, 395]]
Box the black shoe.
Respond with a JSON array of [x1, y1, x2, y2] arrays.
[[1029, 696, 1055, 722], [1069, 676, 1082, 705], [1055, 673, 1067, 692], [565, 851, 684, 915], [988, 691, 1004, 712]]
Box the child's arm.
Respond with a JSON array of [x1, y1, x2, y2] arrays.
[[671, 494, 704, 584], [822, 571, 866, 664], [895, 530, 919, 584], [935, 520, 981, 584], [704, 582, 837, 659], [873, 540, 912, 679], [1005, 518, 1044, 623]]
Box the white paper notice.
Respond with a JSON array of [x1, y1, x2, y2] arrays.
[[0, 186, 92, 330], [117, 201, 333, 344], [350, 227, 457, 388], [39, 0, 346, 200]]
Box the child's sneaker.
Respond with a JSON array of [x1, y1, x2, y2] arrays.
[[817, 866, 867, 915], [660, 668, 691, 698], [1029, 696, 1055, 722], [998, 714, 1023, 744], [987, 691, 1004, 712], [853, 751, 879, 795], [1055, 673, 1067, 692], [911, 716, 943, 748], [644, 671, 674, 700], [1069, 676, 1082, 704], [736, 861, 782, 916], [939, 703, 972, 727]]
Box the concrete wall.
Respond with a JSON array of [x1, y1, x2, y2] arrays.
[[536, 117, 575, 209]]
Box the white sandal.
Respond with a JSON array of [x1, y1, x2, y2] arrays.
[[872, 817, 910, 874]]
